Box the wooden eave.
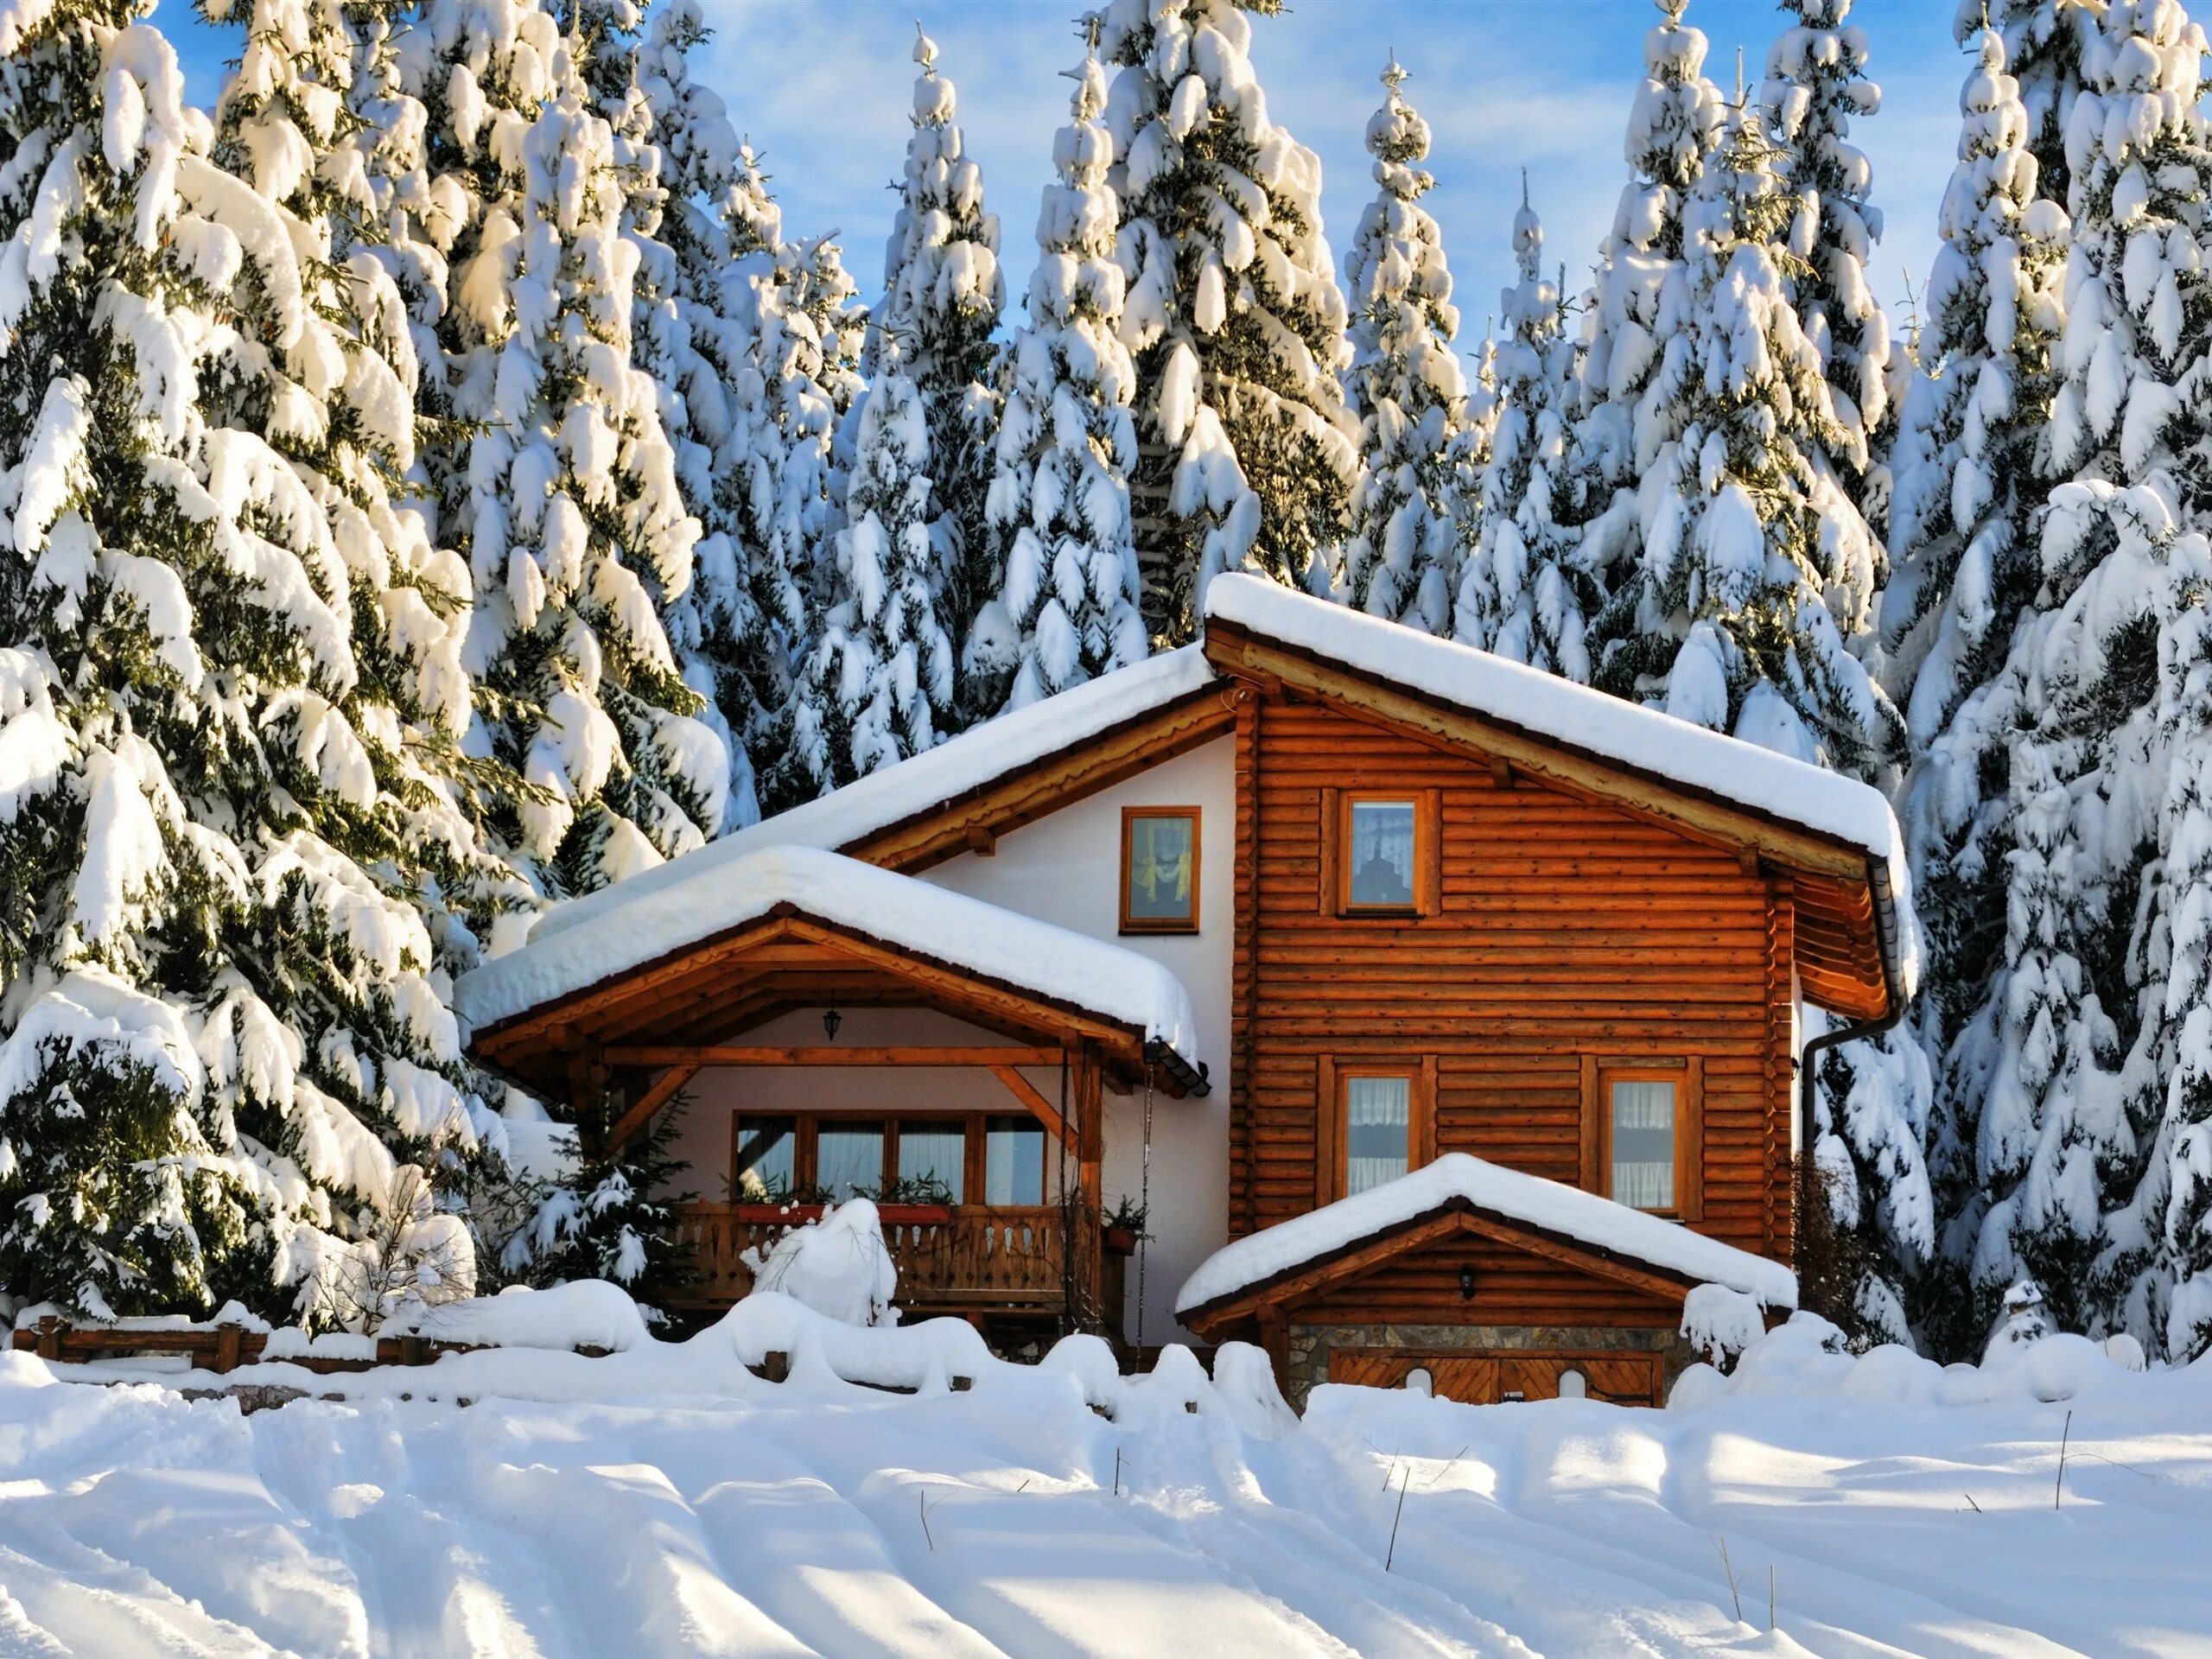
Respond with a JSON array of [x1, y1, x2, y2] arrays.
[[469, 906, 1199, 1106], [1179, 1194, 1703, 1342], [837, 682, 1237, 874], [1204, 618, 1897, 1022]]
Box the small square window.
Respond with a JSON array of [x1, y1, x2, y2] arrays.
[[1610, 1080, 1676, 1212], [1122, 806, 1200, 933], [1344, 1073, 1412, 1196], [1345, 798, 1418, 910]]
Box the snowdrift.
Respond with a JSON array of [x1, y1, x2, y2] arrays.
[[1, 1312, 2206, 1657]]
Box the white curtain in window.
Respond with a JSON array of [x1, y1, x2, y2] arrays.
[[1345, 1074, 1410, 1196], [1611, 1080, 1675, 1210]]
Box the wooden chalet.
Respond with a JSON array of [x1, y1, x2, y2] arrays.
[[456, 575, 1912, 1404]]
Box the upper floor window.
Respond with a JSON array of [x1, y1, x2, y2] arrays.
[[1324, 789, 1439, 917], [1345, 798, 1418, 910], [1122, 806, 1200, 933], [1344, 1071, 1413, 1195], [1609, 1078, 1677, 1211]]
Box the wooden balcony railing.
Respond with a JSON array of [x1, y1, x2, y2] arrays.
[[671, 1203, 1124, 1327]]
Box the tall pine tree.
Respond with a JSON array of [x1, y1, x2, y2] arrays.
[[1761, 0, 1896, 533], [1338, 57, 1468, 636], [414, 0, 727, 906], [786, 332, 952, 791], [1936, 0, 2212, 1355], [1889, 23, 2070, 1355], [1454, 186, 1595, 677], [969, 28, 1145, 712], [1577, 0, 1723, 594], [873, 28, 1002, 728], [0, 0, 498, 1324], [1098, 0, 1356, 642]]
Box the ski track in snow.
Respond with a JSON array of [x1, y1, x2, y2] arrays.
[[0, 1363, 2206, 1659]]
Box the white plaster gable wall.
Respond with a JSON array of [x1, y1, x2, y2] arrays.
[[926, 737, 1236, 1347]]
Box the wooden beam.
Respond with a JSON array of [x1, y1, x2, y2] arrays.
[[602, 1044, 1064, 1069], [989, 1065, 1077, 1152], [1450, 1210, 1698, 1306], [607, 1065, 699, 1155], [1209, 626, 1872, 881], [963, 823, 997, 856]]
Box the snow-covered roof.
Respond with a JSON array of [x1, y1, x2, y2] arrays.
[[455, 845, 1201, 1068], [1204, 575, 1919, 1000], [527, 645, 1217, 951], [1175, 1153, 1799, 1315]]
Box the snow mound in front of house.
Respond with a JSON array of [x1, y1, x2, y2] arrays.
[[746, 1197, 900, 1327], [2, 1316, 2208, 1657]]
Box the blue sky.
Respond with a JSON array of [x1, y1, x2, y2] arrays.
[[151, 0, 1967, 353]]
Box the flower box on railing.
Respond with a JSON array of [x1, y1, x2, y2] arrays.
[[1102, 1224, 1139, 1256]]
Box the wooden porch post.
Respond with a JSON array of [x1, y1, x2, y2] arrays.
[[1256, 1303, 1290, 1396], [1077, 1040, 1105, 1325], [566, 1037, 609, 1157]]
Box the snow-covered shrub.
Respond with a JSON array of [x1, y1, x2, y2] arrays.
[[747, 1199, 899, 1327]]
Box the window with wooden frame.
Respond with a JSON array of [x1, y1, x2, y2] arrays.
[[1579, 1057, 1704, 1222], [1120, 806, 1201, 933], [1319, 789, 1441, 917], [729, 1111, 1046, 1206], [1315, 1056, 1439, 1204]]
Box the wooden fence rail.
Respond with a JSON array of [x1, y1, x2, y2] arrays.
[[10, 1317, 613, 1376]]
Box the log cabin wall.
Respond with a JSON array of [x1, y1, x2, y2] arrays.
[[1230, 693, 1797, 1263]]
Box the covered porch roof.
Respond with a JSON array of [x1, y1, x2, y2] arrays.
[[1176, 1154, 1797, 1337], [456, 845, 1208, 1106]]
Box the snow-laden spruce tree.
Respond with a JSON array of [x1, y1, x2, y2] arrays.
[[785, 331, 953, 791], [0, 0, 503, 1324], [626, 0, 770, 831], [1447, 324, 1502, 561], [1594, 92, 1900, 778], [1925, 0, 2212, 1357], [1761, 0, 1895, 531], [1453, 185, 1596, 677], [724, 150, 869, 818], [1576, 0, 1723, 591], [1890, 30, 2071, 1355], [1958, 0, 2097, 212], [1338, 57, 1468, 636], [1586, 89, 1919, 1338], [873, 27, 1002, 728], [1098, 0, 1357, 642], [413, 0, 726, 907], [969, 31, 1145, 713]]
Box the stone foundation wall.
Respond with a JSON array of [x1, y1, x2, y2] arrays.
[[1285, 1321, 1696, 1410]]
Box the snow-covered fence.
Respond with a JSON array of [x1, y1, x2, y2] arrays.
[[10, 1314, 621, 1376]]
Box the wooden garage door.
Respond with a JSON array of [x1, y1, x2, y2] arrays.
[[1327, 1349, 1662, 1406]]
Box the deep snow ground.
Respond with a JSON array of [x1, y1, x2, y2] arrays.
[[0, 1331, 2206, 1659]]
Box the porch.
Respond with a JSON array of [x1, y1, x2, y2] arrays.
[[671, 1200, 1129, 1327], [456, 849, 1205, 1344]]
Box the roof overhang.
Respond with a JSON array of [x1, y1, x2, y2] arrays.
[[1176, 1153, 1799, 1332], [1179, 1198, 1706, 1342], [1202, 597, 1908, 1022], [461, 848, 1208, 1102]]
